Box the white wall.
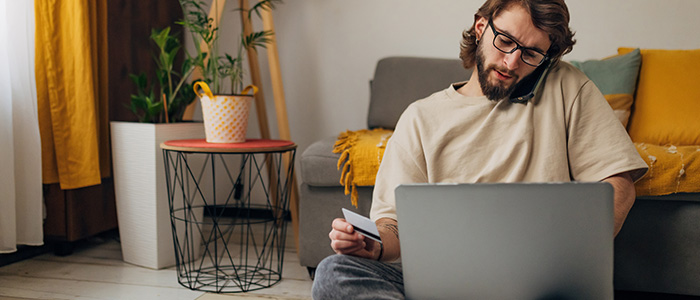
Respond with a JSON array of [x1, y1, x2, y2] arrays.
[[188, 0, 700, 169]]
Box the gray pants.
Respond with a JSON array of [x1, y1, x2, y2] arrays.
[[311, 254, 405, 299]]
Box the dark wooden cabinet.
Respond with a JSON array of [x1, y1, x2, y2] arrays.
[[108, 0, 184, 122], [43, 180, 118, 243]]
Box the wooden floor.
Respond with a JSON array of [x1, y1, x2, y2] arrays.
[[3, 227, 699, 300], [0, 225, 313, 300]]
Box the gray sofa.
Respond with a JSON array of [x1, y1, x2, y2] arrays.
[[299, 56, 700, 296]]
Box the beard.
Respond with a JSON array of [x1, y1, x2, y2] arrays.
[[475, 44, 520, 101]]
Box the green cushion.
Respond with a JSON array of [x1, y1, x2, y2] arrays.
[[569, 48, 641, 126], [569, 48, 641, 95]]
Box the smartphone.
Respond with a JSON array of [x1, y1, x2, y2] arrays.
[[509, 59, 553, 104]]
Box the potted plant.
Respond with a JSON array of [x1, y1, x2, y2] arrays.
[[110, 0, 282, 270], [110, 26, 207, 270], [178, 0, 279, 143], [127, 27, 197, 123], [178, 0, 279, 94]]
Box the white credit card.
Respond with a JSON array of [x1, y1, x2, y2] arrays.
[[342, 208, 382, 243]]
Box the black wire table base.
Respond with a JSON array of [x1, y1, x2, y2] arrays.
[[163, 146, 296, 293]]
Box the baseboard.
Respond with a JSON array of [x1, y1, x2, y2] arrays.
[[0, 244, 51, 268]]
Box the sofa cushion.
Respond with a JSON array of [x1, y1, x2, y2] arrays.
[[619, 48, 700, 145], [569, 49, 641, 127], [367, 57, 469, 129], [301, 136, 344, 187]]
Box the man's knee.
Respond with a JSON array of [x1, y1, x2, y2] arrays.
[[312, 254, 404, 300], [315, 254, 368, 278], [312, 255, 350, 299]]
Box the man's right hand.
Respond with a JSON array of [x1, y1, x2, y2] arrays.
[[328, 218, 381, 260]]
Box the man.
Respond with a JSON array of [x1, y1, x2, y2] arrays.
[[313, 0, 648, 299]]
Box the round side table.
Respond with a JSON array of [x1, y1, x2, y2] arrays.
[[161, 138, 296, 293]]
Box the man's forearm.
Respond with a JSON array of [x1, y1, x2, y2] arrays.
[[376, 217, 400, 262], [603, 172, 636, 237]]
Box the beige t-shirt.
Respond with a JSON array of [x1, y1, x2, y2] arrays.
[[370, 62, 648, 222]]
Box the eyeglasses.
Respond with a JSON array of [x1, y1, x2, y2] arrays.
[[487, 18, 549, 67]]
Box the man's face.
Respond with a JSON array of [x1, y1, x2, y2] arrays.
[[474, 5, 551, 100], [475, 41, 516, 101]]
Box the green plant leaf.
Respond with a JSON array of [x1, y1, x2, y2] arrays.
[[151, 27, 171, 50], [167, 46, 180, 64], [243, 30, 274, 51], [129, 94, 148, 110], [162, 51, 174, 71], [128, 72, 148, 96], [181, 57, 193, 75], [155, 69, 167, 88], [178, 0, 281, 95], [247, 0, 283, 19]]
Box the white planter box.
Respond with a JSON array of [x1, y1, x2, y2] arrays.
[[110, 121, 205, 269]]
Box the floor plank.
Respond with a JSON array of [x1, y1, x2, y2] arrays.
[[0, 275, 204, 300], [197, 292, 311, 300], [0, 220, 312, 300]]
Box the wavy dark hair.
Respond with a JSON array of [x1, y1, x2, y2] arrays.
[[459, 0, 576, 69]]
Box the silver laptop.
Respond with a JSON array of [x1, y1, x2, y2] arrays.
[[395, 182, 614, 300]]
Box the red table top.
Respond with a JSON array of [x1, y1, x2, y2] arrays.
[[161, 138, 296, 153]]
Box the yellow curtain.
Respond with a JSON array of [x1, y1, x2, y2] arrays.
[[35, 0, 110, 190]]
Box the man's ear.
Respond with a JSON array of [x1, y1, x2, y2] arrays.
[[473, 15, 488, 41]]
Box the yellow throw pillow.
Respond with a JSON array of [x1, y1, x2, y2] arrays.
[[619, 48, 700, 145], [604, 94, 634, 127]]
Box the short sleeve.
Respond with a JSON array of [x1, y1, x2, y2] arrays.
[[567, 81, 648, 182], [369, 105, 428, 222]]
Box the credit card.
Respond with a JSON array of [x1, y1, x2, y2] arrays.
[[342, 208, 382, 243]]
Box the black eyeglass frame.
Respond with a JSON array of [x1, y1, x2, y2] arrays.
[[487, 18, 549, 67]]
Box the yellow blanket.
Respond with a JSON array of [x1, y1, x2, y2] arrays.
[[634, 143, 700, 196], [334, 128, 393, 207], [334, 131, 700, 207]]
